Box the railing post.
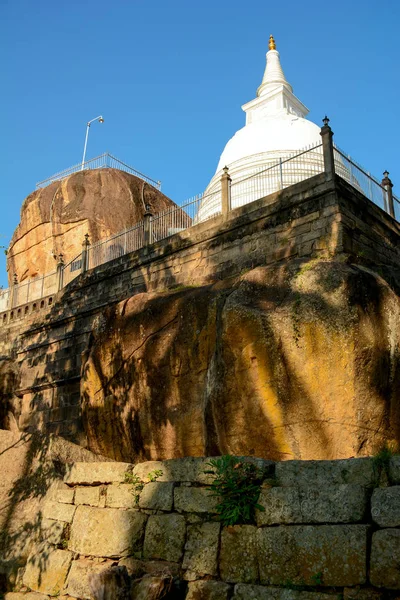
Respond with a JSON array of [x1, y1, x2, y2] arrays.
[[144, 204, 153, 245], [10, 273, 18, 309], [382, 171, 395, 218], [221, 166, 232, 217], [320, 116, 335, 180], [56, 254, 64, 291], [81, 234, 90, 274]]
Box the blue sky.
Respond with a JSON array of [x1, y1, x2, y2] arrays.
[[1, 0, 399, 287]]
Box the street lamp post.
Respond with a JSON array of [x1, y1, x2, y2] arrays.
[[81, 115, 104, 170]]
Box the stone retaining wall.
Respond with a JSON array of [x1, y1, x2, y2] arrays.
[[5, 455, 400, 599]]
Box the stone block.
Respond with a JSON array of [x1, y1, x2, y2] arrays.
[[132, 456, 272, 484], [74, 485, 101, 506], [69, 506, 147, 557], [133, 457, 211, 484], [119, 557, 180, 577], [84, 564, 131, 599], [389, 456, 400, 484], [106, 483, 137, 508], [130, 574, 175, 600], [138, 482, 174, 510], [174, 486, 219, 513], [275, 459, 375, 487], [370, 529, 400, 589], [233, 585, 341, 599], [40, 518, 66, 546], [65, 558, 114, 599], [56, 486, 75, 504], [143, 514, 186, 562], [182, 522, 220, 576], [43, 500, 76, 523], [64, 461, 133, 485], [22, 549, 72, 596], [257, 525, 368, 586], [371, 486, 400, 527], [220, 525, 258, 583], [186, 580, 232, 600], [257, 485, 367, 525]]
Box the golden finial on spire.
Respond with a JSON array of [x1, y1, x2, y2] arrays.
[[269, 34, 276, 50]]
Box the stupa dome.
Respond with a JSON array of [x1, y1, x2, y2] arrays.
[[197, 36, 323, 221], [216, 114, 321, 173]]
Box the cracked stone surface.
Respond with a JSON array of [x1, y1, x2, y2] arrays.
[[257, 484, 368, 525], [257, 525, 368, 586]]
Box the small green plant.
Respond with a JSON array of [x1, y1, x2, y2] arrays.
[[124, 472, 145, 504], [124, 469, 163, 504], [372, 442, 398, 483], [147, 469, 163, 482], [204, 455, 265, 526], [311, 571, 323, 585]]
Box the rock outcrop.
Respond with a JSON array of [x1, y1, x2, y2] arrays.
[[7, 169, 175, 284], [81, 259, 400, 462]]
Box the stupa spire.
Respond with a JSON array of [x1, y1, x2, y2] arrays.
[[268, 34, 276, 50], [257, 35, 293, 97]]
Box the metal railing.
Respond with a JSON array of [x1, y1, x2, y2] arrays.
[[62, 254, 83, 288], [86, 192, 221, 268], [36, 153, 161, 190], [230, 143, 324, 210], [151, 191, 220, 241], [10, 271, 57, 309], [394, 194, 400, 222], [3, 134, 398, 317], [88, 222, 145, 270], [333, 147, 388, 212], [0, 288, 10, 313]]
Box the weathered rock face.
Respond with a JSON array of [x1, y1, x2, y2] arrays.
[[7, 169, 175, 284], [0, 359, 20, 430], [81, 259, 400, 462]]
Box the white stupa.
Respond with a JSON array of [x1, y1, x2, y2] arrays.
[[197, 35, 324, 221]]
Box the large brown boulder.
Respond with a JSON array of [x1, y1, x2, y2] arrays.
[[81, 259, 400, 462], [7, 168, 175, 284]]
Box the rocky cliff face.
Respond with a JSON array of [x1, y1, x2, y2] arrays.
[[7, 169, 174, 285], [81, 258, 400, 462]]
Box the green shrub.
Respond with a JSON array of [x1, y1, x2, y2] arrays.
[[372, 442, 398, 484], [204, 455, 265, 526]]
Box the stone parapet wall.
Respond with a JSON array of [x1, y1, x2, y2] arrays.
[[6, 455, 400, 598]]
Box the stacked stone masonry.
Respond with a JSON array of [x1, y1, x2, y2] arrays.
[[5, 455, 400, 598], [0, 174, 399, 446]]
